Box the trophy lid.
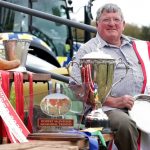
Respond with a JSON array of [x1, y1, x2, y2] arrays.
[[81, 51, 115, 60]]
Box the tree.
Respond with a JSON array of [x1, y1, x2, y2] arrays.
[[140, 26, 150, 40], [123, 23, 141, 39]]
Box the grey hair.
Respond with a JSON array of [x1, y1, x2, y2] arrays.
[[96, 3, 124, 22]]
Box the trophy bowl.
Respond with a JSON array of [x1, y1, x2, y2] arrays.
[[78, 51, 129, 109], [3, 39, 31, 72], [79, 53, 116, 108]]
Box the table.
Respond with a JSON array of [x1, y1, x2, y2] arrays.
[[0, 140, 81, 150], [0, 132, 114, 150]]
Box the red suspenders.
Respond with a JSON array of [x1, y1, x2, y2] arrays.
[[132, 40, 150, 94]]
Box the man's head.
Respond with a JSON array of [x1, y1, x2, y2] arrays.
[[96, 3, 125, 46]]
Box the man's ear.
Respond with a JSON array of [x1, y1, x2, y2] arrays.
[[122, 21, 126, 30]]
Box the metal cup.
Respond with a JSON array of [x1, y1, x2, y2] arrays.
[[3, 39, 31, 71], [80, 58, 116, 108], [69, 57, 129, 108]]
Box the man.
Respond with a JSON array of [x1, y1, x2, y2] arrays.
[[70, 3, 149, 150]]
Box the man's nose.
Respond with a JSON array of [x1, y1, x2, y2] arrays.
[[108, 19, 116, 24]]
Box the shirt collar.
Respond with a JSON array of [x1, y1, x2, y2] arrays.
[[96, 33, 132, 48]]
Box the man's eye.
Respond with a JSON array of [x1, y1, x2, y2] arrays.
[[114, 18, 121, 22], [103, 19, 110, 22]]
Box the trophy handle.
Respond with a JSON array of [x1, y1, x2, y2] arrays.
[[105, 58, 130, 98], [66, 60, 82, 85]]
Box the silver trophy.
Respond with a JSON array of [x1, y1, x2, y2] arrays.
[[3, 39, 31, 72], [70, 51, 129, 109], [80, 57, 115, 108], [67, 51, 130, 130]]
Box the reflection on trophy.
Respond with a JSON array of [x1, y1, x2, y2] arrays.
[[3, 39, 31, 72], [80, 53, 115, 109]]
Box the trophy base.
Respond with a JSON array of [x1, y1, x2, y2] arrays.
[[85, 108, 110, 129]]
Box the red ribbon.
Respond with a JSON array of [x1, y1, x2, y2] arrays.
[[132, 42, 147, 93], [0, 71, 30, 143], [13, 72, 34, 132], [0, 71, 10, 143], [27, 72, 33, 133], [81, 64, 95, 106], [14, 72, 24, 122]]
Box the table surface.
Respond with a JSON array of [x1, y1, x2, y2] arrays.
[[0, 140, 79, 150], [9, 71, 51, 82]]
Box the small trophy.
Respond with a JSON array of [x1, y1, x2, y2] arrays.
[[3, 39, 31, 72], [31, 82, 85, 133]]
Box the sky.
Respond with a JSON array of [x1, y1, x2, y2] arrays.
[[70, 0, 150, 27]]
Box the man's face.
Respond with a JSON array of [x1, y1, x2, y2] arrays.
[[96, 11, 125, 45]]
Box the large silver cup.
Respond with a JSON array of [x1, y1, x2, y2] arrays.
[[79, 57, 129, 108], [3, 39, 31, 71]]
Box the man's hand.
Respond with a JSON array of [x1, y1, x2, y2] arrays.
[[103, 95, 135, 110]]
